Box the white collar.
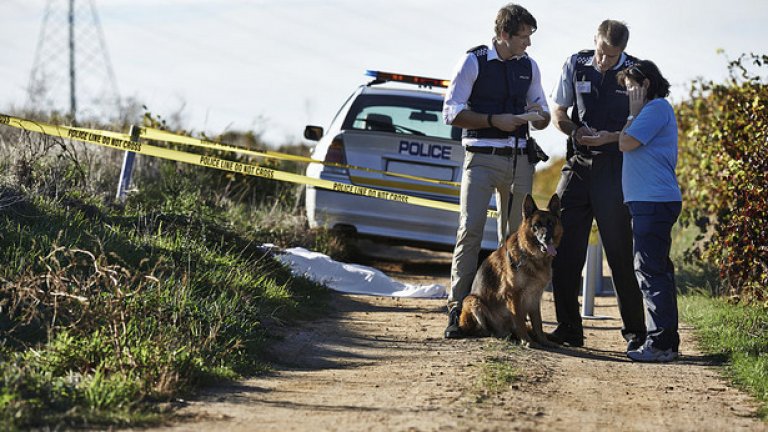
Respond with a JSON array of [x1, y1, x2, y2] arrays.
[[488, 38, 527, 62]]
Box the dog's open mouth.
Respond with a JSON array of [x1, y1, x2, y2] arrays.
[[540, 243, 557, 257]]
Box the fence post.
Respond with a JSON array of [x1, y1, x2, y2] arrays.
[[116, 125, 140, 202], [581, 231, 603, 318]]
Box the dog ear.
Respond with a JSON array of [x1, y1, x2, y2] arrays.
[[523, 194, 537, 219], [547, 193, 561, 216]]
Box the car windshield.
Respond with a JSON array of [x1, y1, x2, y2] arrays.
[[344, 94, 460, 141]]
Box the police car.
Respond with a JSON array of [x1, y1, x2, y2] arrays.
[[304, 70, 498, 251]]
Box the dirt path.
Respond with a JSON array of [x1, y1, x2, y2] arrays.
[[148, 258, 766, 432]]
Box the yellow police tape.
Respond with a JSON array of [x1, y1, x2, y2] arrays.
[[0, 114, 499, 219], [139, 127, 462, 195], [76, 126, 461, 197], [79, 125, 461, 189]]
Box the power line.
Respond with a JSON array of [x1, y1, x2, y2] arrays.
[[27, 0, 120, 122]]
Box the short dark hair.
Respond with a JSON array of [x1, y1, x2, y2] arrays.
[[617, 60, 671, 99], [495, 3, 537, 37], [596, 20, 629, 49]]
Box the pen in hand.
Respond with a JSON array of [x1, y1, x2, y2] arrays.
[[581, 121, 597, 136]]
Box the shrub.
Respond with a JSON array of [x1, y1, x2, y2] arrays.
[[676, 53, 768, 302]]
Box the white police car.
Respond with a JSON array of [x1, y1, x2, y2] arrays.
[[304, 70, 498, 251]]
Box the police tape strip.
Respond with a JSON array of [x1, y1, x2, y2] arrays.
[[78, 126, 462, 197], [82, 124, 462, 197], [0, 114, 499, 219], [143, 127, 463, 188], [112, 126, 462, 189]]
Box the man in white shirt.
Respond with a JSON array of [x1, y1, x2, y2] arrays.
[[442, 3, 550, 339]]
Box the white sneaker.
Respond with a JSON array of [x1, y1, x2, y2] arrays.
[[627, 340, 679, 363]]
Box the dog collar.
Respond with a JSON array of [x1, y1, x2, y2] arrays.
[[506, 246, 527, 270]]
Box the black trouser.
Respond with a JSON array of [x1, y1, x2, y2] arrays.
[[628, 201, 682, 351], [552, 152, 646, 342]]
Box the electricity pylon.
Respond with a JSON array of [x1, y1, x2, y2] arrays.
[[27, 0, 121, 123]]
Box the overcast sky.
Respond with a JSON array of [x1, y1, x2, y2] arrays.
[[1, 0, 766, 158]]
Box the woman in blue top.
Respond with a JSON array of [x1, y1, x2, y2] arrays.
[[618, 60, 682, 363]]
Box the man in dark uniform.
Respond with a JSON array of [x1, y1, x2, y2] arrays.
[[442, 3, 550, 338], [548, 20, 646, 352]]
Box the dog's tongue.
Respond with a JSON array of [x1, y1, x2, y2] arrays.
[[545, 244, 557, 257]]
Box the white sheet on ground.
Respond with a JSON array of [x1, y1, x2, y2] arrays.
[[276, 247, 446, 298]]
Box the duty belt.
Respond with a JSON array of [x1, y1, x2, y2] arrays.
[[465, 146, 527, 156]]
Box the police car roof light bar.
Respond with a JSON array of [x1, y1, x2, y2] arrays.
[[365, 70, 450, 88]]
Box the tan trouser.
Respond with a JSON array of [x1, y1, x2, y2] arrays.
[[448, 151, 534, 308]]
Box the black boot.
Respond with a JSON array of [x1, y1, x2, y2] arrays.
[[444, 307, 462, 339], [546, 324, 584, 347]]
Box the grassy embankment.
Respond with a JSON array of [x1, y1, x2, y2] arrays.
[[0, 124, 334, 428]]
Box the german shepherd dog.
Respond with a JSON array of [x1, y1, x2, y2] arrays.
[[459, 194, 562, 346]]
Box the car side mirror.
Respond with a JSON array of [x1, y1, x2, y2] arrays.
[[304, 125, 324, 141]]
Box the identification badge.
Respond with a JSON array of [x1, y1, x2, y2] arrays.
[[576, 80, 592, 94]]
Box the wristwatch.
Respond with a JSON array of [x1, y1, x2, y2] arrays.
[[626, 115, 635, 121]]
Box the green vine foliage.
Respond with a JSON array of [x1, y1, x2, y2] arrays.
[[677, 53, 768, 303]]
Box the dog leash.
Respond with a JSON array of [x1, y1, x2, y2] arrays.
[[503, 136, 521, 238]]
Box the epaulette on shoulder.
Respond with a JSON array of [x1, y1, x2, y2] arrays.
[[574, 50, 594, 65], [467, 45, 488, 56], [622, 54, 639, 68]]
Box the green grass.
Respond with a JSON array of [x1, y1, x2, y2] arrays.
[[474, 342, 522, 401], [0, 121, 353, 429], [0, 179, 330, 428], [671, 222, 722, 296], [680, 295, 768, 418]]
